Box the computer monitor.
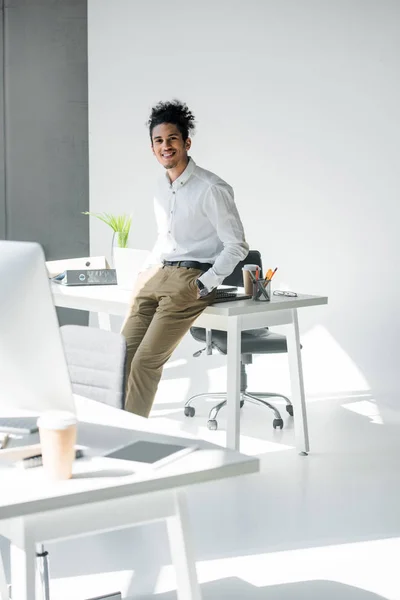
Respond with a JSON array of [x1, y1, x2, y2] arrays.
[[0, 241, 75, 414]]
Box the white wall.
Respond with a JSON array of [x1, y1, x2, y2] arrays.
[[88, 0, 400, 416]]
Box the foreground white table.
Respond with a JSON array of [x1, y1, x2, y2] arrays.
[[51, 283, 328, 453], [0, 395, 259, 600]]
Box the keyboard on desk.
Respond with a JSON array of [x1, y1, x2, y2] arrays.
[[0, 416, 39, 435], [213, 290, 252, 304]]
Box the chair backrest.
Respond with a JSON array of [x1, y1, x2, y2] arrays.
[[222, 250, 263, 287], [60, 325, 127, 410]]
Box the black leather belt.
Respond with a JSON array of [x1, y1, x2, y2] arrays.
[[162, 260, 212, 271]]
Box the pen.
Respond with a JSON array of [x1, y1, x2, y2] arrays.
[[248, 270, 257, 283], [265, 267, 278, 285], [0, 433, 10, 450]]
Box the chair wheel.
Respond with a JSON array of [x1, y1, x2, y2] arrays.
[[286, 405, 294, 417], [184, 406, 195, 417], [207, 419, 218, 430], [273, 418, 284, 429]]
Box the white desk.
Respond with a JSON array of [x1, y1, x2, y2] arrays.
[[0, 395, 259, 600], [51, 283, 328, 453]]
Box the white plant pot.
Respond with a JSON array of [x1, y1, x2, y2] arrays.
[[113, 248, 150, 290]]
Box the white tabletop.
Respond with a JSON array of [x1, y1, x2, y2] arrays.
[[0, 396, 259, 520], [51, 282, 131, 316], [51, 282, 327, 318]]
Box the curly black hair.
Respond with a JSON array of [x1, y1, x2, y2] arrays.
[[148, 99, 196, 142]]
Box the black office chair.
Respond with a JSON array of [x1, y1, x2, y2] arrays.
[[184, 250, 294, 430]]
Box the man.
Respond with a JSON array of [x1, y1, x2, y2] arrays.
[[122, 99, 249, 417]]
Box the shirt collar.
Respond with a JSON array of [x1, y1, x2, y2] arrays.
[[166, 157, 196, 189]]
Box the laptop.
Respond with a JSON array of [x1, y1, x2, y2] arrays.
[[212, 286, 252, 304]]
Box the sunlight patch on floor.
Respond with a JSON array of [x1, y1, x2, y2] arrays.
[[49, 569, 133, 600], [342, 399, 383, 424], [153, 536, 400, 598]]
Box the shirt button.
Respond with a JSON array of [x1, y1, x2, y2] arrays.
[[172, 191, 175, 194]]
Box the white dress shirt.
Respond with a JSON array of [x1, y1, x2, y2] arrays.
[[143, 158, 249, 291]]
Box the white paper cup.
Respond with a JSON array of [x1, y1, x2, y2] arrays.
[[242, 264, 260, 295], [37, 411, 77, 480]]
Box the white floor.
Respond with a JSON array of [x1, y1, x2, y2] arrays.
[[2, 389, 399, 600]]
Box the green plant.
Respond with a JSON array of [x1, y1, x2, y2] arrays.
[[82, 212, 132, 248]]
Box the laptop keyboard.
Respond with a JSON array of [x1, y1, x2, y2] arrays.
[[215, 290, 239, 300], [213, 290, 251, 303]]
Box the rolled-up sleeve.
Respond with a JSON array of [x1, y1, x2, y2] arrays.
[[199, 183, 249, 291]]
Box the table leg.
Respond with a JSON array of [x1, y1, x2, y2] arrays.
[[0, 551, 8, 600], [286, 308, 310, 455], [226, 317, 242, 450], [98, 312, 111, 330], [36, 544, 50, 600], [166, 491, 202, 600], [10, 539, 36, 600]]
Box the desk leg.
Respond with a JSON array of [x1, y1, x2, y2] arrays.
[[286, 308, 310, 455], [226, 317, 242, 451], [0, 552, 8, 600], [36, 545, 50, 600], [98, 312, 111, 330], [10, 536, 36, 600], [166, 491, 201, 600]]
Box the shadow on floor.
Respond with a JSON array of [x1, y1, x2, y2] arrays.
[[136, 578, 387, 600]]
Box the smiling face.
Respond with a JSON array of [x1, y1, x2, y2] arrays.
[[151, 123, 191, 174]]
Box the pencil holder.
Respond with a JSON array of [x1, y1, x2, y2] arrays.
[[252, 278, 271, 301]]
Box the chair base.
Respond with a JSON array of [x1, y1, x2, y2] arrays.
[[184, 391, 293, 430]]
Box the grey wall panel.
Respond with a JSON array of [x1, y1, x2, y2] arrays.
[[3, 0, 89, 325], [4, 0, 89, 259]]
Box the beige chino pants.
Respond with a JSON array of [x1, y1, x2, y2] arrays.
[[121, 265, 216, 417]]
